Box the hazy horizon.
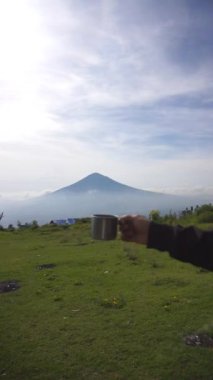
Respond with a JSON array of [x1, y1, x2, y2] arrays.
[[1, 188, 212, 227], [1, 172, 213, 202]]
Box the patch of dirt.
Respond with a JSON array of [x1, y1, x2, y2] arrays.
[[0, 280, 20, 293], [37, 263, 56, 270], [184, 334, 213, 348]]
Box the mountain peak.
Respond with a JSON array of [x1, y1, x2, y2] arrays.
[[89, 172, 102, 176], [53, 172, 144, 194], [84, 172, 107, 179], [82, 172, 114, 183]]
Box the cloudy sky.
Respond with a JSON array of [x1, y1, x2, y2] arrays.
[[0, 0, 213, 200]]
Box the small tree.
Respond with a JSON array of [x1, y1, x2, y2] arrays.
[[17, 220, 22, 228], [31, 220, 39, 229], [8, 224, 15, 231], [149, 209, 161, 222]]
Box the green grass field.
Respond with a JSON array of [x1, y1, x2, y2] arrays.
[[0, 222, 213, 380]]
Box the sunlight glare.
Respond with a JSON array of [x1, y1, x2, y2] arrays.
[[0, 0, 43, 77], [0, 0, 49, 141]]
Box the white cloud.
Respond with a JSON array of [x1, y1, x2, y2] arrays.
[[0, 0, 212, 198], [23, 0, 212, 113]]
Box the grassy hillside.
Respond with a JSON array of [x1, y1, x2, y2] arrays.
[[0, 221, 213, 380]]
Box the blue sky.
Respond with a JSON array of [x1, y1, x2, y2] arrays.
[[0, 0, 213, 199]]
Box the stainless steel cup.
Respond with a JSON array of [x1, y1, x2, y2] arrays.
[[91, 214, 118, 240]]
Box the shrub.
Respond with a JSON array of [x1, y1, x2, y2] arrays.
[[196, 204, 213, 215], [31, 220, 39, 229], [197, 211, 213, 223], [8, 224, 15, 231], [149, 209, 161, 222]]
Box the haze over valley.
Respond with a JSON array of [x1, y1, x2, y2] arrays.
[[1, 173, 211, 226]]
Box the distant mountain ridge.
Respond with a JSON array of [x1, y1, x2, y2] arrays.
[[2, 172, 206, 226], [53, 172, 158, 195]]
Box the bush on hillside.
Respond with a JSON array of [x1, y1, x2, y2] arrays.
[[8, 224, 15, 231], [197, 211, 213, 223], [149, 210, 161, 222], [31, 220, 39, 229], [196, 204, 213, 215]]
